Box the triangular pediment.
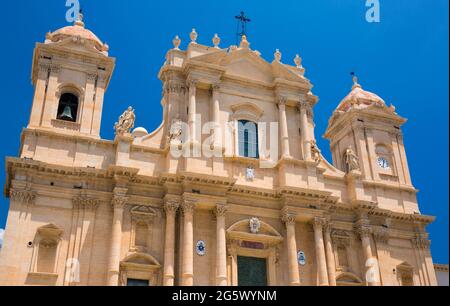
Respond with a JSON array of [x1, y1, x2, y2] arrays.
[[191, 49, 306, 85], [225, 54, 274, 84]]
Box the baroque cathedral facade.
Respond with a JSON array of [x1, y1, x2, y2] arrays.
[[0, 14, 438, 286]]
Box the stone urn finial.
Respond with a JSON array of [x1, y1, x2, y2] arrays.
[[172, 35, 181, 50], [212, 33, 220, 48], [294, 54, 302, 68], [274, 49, 282, 62], [190, 28, 198, 43]]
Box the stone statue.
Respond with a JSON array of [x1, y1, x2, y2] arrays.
[[114, 106, 135, 135], [168, 119, 183, 144], [344, 146, 360, 172], [310, 140, 322, 163]]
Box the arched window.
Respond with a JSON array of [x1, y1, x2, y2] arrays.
[[238, 120, 259, 159], [57, 93, 79, 122]]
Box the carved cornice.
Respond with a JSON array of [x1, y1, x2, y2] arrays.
[[9, 189, 36, 205]]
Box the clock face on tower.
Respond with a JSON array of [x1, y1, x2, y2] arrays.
[[377, 157, 390, 169]]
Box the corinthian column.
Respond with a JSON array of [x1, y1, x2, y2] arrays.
[[188, 80, 198, 144], [107, 194, 128, 286], [312, 217, 329, 286], [323, 221, 337, 286], [215, 203, 228, 286], [163, 199, 179, 286], [299, 102, 311, 160], [278, 97, 290, 158], [357, 224, 377, 286], [181, 199, 195, 286], [282, 211, 300, 286], [212, 84, 221, 149]]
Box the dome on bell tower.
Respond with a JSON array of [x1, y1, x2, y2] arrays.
[[44, 13, 109, 55], [335, 75, 386, 112]]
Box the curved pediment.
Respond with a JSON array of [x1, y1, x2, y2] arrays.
[[122, 252, 161, 267], [227, 218, 283, 245], [336, 272, 364, 286]]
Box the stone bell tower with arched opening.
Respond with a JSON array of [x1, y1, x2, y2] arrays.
[[27, 13, 115, 139]]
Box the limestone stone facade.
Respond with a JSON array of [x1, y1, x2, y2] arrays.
[[0, 15, 439, 286]]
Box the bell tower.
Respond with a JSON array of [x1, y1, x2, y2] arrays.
[[324, 76, 413, 188], [28, 13, 115, 138]]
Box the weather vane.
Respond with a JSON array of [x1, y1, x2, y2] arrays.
[[235, 11, 251, 45]]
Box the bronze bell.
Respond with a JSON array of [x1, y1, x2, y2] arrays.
[[59, 105, 73, 120]]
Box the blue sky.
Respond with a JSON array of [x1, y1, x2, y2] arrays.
[[0, 1, 447, 263]]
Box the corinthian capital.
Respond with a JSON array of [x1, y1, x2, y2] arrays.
[[9, 189, 36, 205], [181, 199, 196, 214], [111, 195, 128, 210], [281, 208, 296, 225], [73, 196, 100, 211], [373, 227, 390, 244], [312, 217, 327, 231], [412, 234, 431, 250], [214, 204, 228, 217], [164, 199, 180, 215], [355, 225, 372, 239], [277, 96, 287, 107]]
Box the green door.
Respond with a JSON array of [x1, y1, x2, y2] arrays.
[[237, 256, 268, 286]]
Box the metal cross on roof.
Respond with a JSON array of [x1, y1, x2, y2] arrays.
[[235, 11, 251, 45]]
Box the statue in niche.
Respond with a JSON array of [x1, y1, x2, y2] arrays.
[[344, 146, 360, 173], [114, 106, 135, 135], [310, 140, 322, 163]]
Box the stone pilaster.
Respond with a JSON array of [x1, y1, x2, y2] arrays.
[[163, 198, 180, 286], [106, 192, 128, 286], [299, 102, 311, 160], [214, 203, 228, 286], [323, 221, 337, 286], [181, 198, 196, 286], [188, 80, 198, 144], [281, 209, 300, 286], [278, 97, 290, 158], [312, 217, 329, 286]]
